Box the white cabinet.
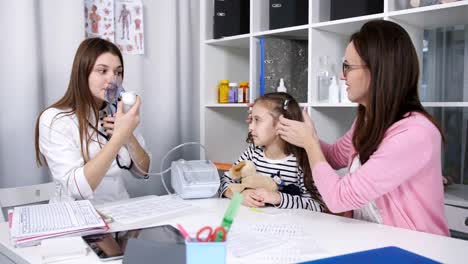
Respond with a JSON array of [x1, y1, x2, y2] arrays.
[[199, 1, 468, 174]]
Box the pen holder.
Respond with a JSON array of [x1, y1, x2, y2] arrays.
[[185, 240, 226, 264]]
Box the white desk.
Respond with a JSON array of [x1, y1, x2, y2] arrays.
[[1, 198, 468, 263]]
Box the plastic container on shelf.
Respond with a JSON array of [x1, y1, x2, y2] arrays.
[[277, 78, 287, 93], [328, 76, 339, 103], [218, 80, 229, 103], [317, 56, 333, 103], [240, 82, 249, 103], [228, 82, 238, 103]]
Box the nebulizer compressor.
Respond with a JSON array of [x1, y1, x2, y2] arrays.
[[106, 78, 220, 199]]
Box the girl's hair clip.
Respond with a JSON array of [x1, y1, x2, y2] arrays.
[[283, 99, 289, 111]]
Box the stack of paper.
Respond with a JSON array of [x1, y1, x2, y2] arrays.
[[9, 200, 108, 247]]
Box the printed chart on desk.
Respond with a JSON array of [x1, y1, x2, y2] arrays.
[[227, 223, 329, 263]]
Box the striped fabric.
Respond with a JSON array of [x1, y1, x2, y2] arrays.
[[220, 145, 324, 212]]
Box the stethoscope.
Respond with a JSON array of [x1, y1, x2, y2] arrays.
[[89, 103, 133, 171]]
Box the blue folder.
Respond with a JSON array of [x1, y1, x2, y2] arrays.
[[259, 37, 265, 96], [300, 246, 441, 264]]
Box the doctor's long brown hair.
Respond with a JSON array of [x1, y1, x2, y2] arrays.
[[34, 38, 124, 166], [350, 20, 443, 164], [247, 92, 324, 207]]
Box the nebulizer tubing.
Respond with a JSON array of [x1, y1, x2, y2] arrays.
[[128, 142, 209, 195]]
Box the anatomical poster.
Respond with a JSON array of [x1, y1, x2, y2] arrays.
[[84, 0, 144, 55], [115, 0, 144, 54], [84, 0, 115, 42]]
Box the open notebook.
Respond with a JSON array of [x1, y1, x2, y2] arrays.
[[9, 200, 108, 247]]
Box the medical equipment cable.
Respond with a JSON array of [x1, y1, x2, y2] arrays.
[[127, 142, 209, 195]]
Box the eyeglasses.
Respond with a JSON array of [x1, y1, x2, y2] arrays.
[[342, 62, 366, 78]]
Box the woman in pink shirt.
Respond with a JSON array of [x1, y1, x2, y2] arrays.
[[277, 20, 449, 236]]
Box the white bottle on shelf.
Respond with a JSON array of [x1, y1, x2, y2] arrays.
[[277, 78, 287, 93], [317, 56, 332, 103], [328, 76, 339, 104]]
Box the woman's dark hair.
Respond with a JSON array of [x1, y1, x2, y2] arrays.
[[247, 92, 323, 205], [350, 20, 444, 164], [35, 38, 124, 166]]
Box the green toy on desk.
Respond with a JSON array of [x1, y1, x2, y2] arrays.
[[215, 192, 243, 242]]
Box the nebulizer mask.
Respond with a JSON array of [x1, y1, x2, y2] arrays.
[[105, 75, 138, 115], [105, 75, 126, 116]]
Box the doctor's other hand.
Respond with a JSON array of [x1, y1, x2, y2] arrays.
[[240, 189, 265, 208], [113, 96, 141, 144], [277, 108, 319, 149]]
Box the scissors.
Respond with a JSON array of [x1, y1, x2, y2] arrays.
[[195, 226, 227, 242]]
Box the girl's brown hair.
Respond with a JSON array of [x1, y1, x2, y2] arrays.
[[35, 38, 124, 166], [248, 92, 323, 205], [350, 20, 444, 164]]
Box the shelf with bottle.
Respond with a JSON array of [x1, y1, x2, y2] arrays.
[[202, 43, 250, 106], [388, 0, 468, 29], [251, 33, 309, 103], [309, 26, 348, 105]]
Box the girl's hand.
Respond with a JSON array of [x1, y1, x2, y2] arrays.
[[112, 96, 141, 144], [254, 188, 281, 205], [277, 108, 319, 149], [246, 102, 254, 123], [240, 189, 265, 208]]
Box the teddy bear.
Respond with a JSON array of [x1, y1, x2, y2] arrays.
[[226, 160, 278, 195]]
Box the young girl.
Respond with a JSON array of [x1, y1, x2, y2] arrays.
[[220, 92, 324, 211]]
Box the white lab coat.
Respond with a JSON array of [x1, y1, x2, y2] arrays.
[[38, 107, 148, 205]]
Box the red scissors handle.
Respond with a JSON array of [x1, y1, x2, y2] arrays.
[[212, 226, 227, 242], [196, 226, 214, 242], [196, 226, 227, 242]]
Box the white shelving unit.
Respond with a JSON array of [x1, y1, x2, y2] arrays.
[[199, 0, 468, 164]]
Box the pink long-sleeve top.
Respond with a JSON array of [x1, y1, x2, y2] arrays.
[[313, 112, 449, 236]]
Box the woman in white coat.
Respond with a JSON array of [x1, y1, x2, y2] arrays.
[[34, 38, 150, 204]]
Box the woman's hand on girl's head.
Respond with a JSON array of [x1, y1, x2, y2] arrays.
[[240, 189, 265, 208], [112, 96, 141, 144], [254, 188, 280, 206], [277, 108, 319, 149]]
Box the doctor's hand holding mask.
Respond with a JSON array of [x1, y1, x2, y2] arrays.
[[35, 38, 151, 204]]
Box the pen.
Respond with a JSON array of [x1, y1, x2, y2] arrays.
[[215, 192, 243, 242], [176, 224, 192, 242]]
